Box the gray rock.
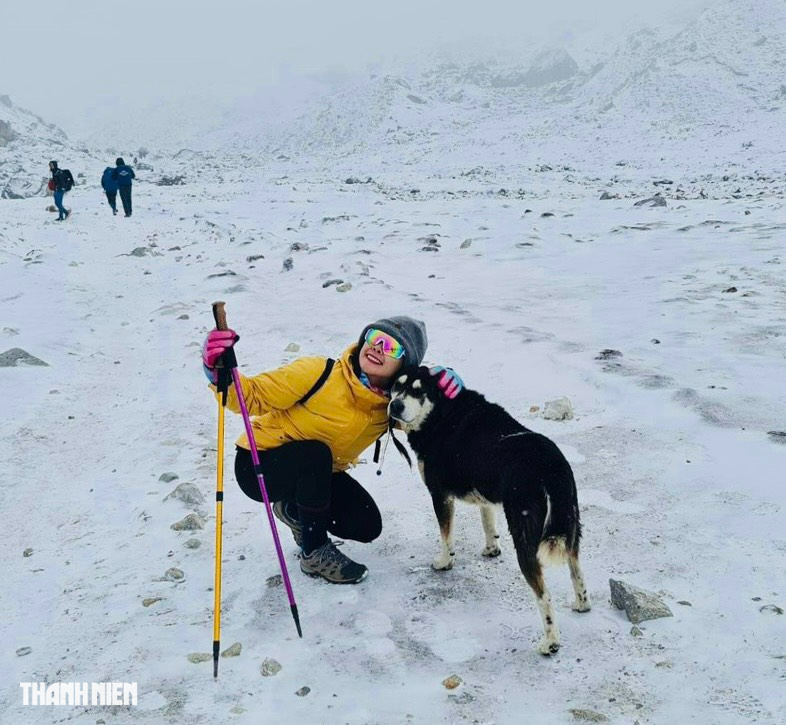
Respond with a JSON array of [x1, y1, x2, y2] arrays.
[[290, 242, 309, 252], [159, 472, 179, 483], [285, 343, 300, 352], [595, 349, 622, 360], [460, 239, 472, 249], [129, 247, 149, 257], [23, 548, 33, 557], [184, 539, 201, 549], [336, 282, 352, 293], [610, 579, 673, 624], [295, 686, 311, 697], [2, 176, 45, 199], [633, 195, 667, 208], [282, 257, 293, 271], [491, 49, 578, 88], [599, 191, 616, 200], [260, 658, 282, 676], [164, 567, 184, 582], [0, 348, 49, 367], [630, 626, 643, 637], [569, 709, 608, 722], [16, 646, 32, 656], [142, 597, 163, 607], [221, 642, 242, 658], [187, 652, 212, 664], [542, 397, 574, 421], [170, 513, 205, 531], [760, 604, 783, 615], [164, 482, 206, 508], [322, 279, 344, 288], [0, 118, 16, 143], [266, 575, 282, 588]]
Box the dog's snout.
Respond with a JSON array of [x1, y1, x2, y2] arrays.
[[389, 398, 404, 418]]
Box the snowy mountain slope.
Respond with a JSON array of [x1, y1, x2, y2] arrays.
[[0, 94, 75, 198], [201, 0, 786, 192]]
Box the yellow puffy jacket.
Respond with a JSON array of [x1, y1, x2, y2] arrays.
[[214, 344, 389, 472]]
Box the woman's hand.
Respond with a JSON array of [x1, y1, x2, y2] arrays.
[[202, 329, 237, 383], [429, 366, 463, 399]]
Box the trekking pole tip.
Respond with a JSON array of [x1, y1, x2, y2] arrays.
[[291, 604, 303, 638]]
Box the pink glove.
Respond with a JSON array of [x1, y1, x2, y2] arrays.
[[430, 366, 463, 399], [202, 329, 237, 383]]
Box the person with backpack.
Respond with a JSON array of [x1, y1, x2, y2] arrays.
[[113, 157, 135, 217], [48, 161, 74, 221], [201, 317, 463, 584], [101, 165, 119, 215]]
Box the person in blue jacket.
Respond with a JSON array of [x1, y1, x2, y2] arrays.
[[113, 157, 136, 217], [101, 165, 119, 215]]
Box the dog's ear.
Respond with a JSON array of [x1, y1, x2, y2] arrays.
[[418, 365, 440, 388]]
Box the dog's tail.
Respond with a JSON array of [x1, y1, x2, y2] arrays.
[[537, 536, 569, 567], [538, 483, 582, 566], [502, 438, 582, 568]]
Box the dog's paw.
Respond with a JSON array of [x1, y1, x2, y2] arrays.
[[482, 544, 502, 558], [572, 597, 591, 613], [431, 553, 455, 571], [538, 638, 561, 656]]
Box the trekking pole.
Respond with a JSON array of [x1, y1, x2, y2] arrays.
[[211, 354, 231, 678], [212, 301, 303, 638]]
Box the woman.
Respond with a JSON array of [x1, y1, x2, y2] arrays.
[[202, 316, 462, 584]]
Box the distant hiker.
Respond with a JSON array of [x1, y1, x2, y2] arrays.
[[48, 160, 74, 221], [101, 166, 119, 215], [201, 317, 463, 584], [113, 157, 135, 217]]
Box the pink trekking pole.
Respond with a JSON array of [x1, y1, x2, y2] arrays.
[[212, 301, 302, 638]]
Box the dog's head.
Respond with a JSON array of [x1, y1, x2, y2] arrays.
[[388, 365, 440, 433]]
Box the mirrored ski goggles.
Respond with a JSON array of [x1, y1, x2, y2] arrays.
[[364, 328, 406, 359]]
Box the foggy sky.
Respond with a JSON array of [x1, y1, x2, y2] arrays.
[[3, 0, 712, 140]]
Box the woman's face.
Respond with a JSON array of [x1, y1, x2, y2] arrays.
[[358, 334, 404, 383]]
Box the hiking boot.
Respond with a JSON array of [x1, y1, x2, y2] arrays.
[[299, 540, 368, 584], [64, 210, 71, 220], [272, 501, 303, 549]]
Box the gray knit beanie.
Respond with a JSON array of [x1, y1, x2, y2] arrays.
[[359, 316, 428, 366]]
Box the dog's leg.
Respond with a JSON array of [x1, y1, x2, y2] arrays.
[[568, 549, 591, 612], [520, 562, 561, 655], [479, 505, 501, 557], [431, 495, 455, 571]]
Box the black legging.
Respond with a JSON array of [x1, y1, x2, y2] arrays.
[[234, 442, 382, 543]]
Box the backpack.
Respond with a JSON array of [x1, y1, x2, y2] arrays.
[[62, 170, 75, 192], [297, 357, 412, 471]]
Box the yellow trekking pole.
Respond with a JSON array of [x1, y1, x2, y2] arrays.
[[211, 312, 232, 679]]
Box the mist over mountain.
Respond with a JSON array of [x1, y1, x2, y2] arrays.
[[2, 0, 783, 200]]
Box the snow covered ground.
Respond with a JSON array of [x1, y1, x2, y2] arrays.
[[1, 163, 785, 724]]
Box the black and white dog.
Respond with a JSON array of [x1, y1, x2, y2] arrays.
[[388, 366, 590, 655]]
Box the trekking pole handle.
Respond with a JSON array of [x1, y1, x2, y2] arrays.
[[212, 301, 228, 331], [211, 301, 238, 373]]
